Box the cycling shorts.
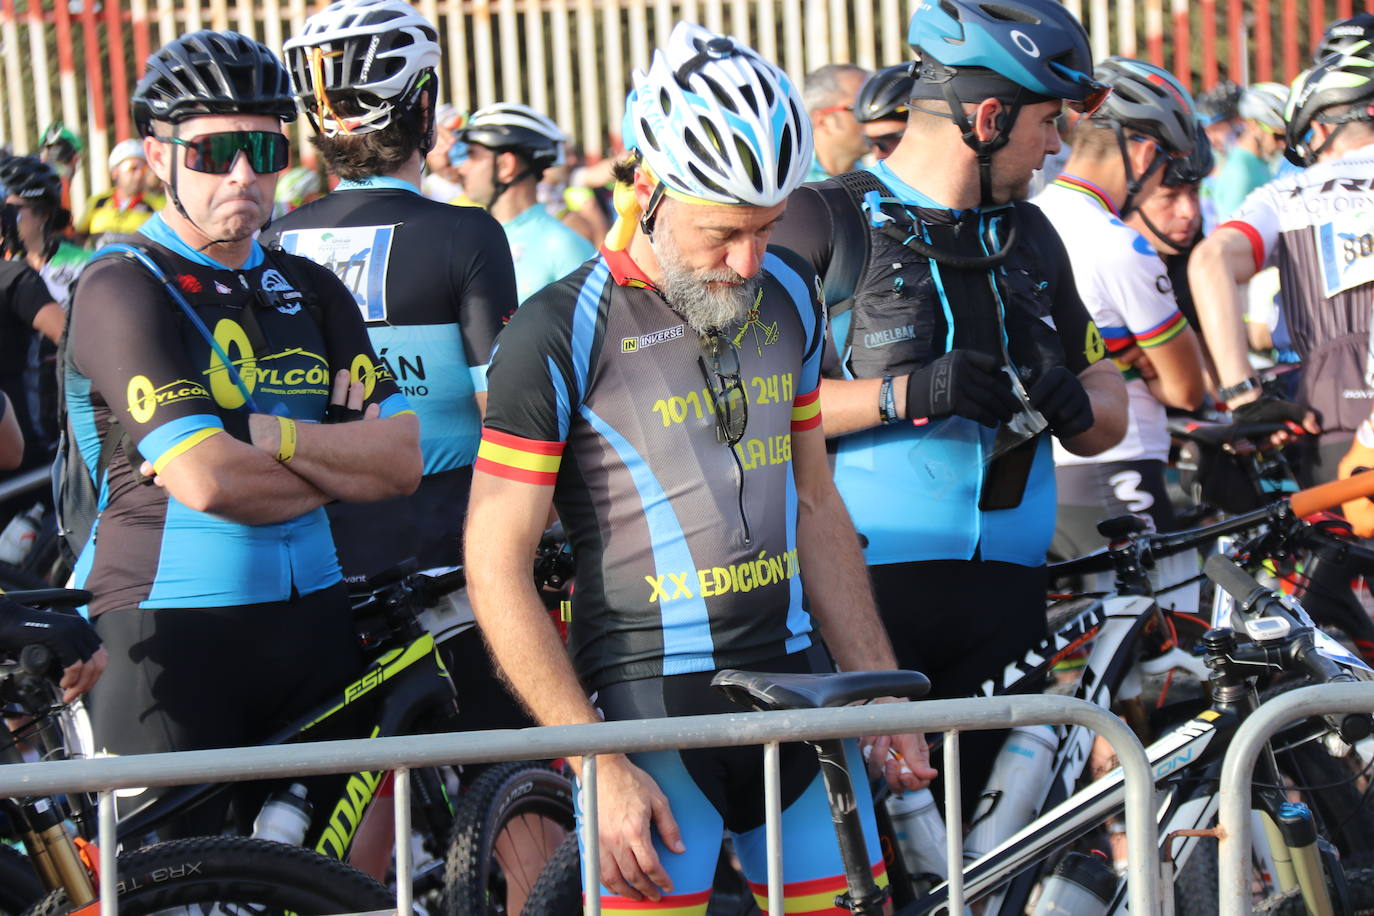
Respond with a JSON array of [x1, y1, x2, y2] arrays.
[[581, 646, 886, 913], [1053, 458, 1178, 559]]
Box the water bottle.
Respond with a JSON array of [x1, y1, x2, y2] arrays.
[[0, 505, 43, 565], [1031, 851, 1115, 915], [963, 724, 1057, 860], [252, 783, 312, 846], [885, 788, 950, 883]]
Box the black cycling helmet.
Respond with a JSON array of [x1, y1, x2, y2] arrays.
[[1285, 43, 1374, 166], [907, 0, 1107, 207], [1194, 80, 1242, 126], [1317, 13, 1374, 62], [0, 155, 63, 205], [132, 30, 297, 137], [1163, 121, 1215, 187], [453, 103, 566, 209], [854, 64, 915, 123]]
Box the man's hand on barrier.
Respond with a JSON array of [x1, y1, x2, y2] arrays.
[[595, 754, 684, 902], [861, 699, 937, 793]]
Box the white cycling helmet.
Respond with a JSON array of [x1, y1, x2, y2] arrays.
[[622, 21, 812, 208], [283, 0, 441, 136], [108, 138, 146, 173], [457, 103, 567, 170], [1238, 82, 1290, 132]]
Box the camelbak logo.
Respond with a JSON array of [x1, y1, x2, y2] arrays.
[[863, 325, 916, 349]]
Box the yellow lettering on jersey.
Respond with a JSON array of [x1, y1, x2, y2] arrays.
[[648, 548, 801, 602], [1084, 321, 1106, 365], [351, 354, 378, 400], [206, 318, 257, 409], [127, 375, 157, 424]]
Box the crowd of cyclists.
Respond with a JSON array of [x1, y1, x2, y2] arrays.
[[0, 0, 1370, 910]]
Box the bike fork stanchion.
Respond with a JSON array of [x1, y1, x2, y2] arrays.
[[394, 767, 412, 916], [945, 730, 964, 915], [582, 754, 601, 916], [99, 789, 117, 916], [764, 740, 783, 916]]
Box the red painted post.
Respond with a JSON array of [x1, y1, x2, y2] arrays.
[[106, 0, 131, 141], [133, 2, 151, 79], [1256, 0, 1274, 80], [1282, 0, 1299, 81], [81, 0, 108, 134], [1175, 1, 1192, 93], [53, 0, 75, 83], [1202, 0, 1218, 88], [1311, 0, 1327, 60], [1339, 0, 1354, 18], [1228, 0, 1244, 79]]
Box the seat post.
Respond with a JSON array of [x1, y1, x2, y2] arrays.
[[809, 737, 887, 915]]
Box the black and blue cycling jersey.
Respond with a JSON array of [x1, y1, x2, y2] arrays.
[[66, 214, 410, 617]]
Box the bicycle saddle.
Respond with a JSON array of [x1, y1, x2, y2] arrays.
[[711, 669, 931, 712]]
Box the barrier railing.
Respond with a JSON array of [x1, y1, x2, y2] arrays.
[[0, 693, 1160, 915], [1216, 682, 1374, 916]]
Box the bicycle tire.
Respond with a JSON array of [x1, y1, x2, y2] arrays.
[[443, 761, 576, 916], [0, 842, 43, 916], [21, 836, 394, 915], [520, 832, 582, 916], [1257, 864, 1374, 914]]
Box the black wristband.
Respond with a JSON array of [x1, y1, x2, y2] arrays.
[[878, 376, 900, 424], [1217, 376, 1262, 403]]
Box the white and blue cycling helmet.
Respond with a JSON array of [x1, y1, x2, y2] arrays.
[[622, 21, 812, 212]]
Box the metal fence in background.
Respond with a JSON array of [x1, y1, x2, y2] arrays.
[[0, 0, 1370, 220], [0, 695, 1162, 916]]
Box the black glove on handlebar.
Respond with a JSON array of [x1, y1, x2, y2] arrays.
[[1029, 367, 1094, 441], [905, 350, 1020, 428], [1230, 396, 1310, 429], [0, 596, 101, 669]]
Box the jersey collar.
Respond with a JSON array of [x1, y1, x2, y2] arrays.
[[137, 212, 265, 271], [600, 246, 658, 290], [1052, 173, 1121, 217], [336, 176, 421, 194]]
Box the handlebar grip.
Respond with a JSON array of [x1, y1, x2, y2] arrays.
[[1204, 554, 1270, 609], [19, 643, 51, 676], [1291, 469, 1374, 518]]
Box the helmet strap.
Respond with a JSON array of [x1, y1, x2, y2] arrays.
[[940, 82, 1019, 208], [1113, 124, 1169, 217], [1134, 206, 1186, 255]]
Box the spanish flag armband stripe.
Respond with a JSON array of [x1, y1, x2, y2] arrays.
[[475, 428, 565, 485], [791, 388, 822, 432]]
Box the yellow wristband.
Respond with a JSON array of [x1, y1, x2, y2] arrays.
[[276, 416, 297, 464]]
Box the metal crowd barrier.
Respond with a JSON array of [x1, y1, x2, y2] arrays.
[[0, 694, 1160, 916], [1217, 682, 1374, 916]]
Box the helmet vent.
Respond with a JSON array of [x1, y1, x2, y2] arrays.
[[734, 137, 763, 191], [688, 163, 729, 197], [776, 128, 794, 183], [979, 2, 1041, 24], [639, 118, 660, 152], [685, 130, 724, 174], [700, 74, 738, 112]]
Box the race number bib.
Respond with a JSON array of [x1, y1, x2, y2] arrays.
[[277, 224, 399, 322], [1316, 208, 1374, 298]]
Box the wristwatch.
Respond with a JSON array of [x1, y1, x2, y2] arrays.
[[1217, 376, 1262, 402]]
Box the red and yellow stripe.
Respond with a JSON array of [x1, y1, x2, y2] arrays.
[[748, 861, 889, 914], [791, 388, 823, 432], [598, 887, 711, 914], [474, 428, 565, 485], [1134, 310, 1189, 348]]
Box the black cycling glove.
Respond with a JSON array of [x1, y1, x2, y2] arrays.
[[1029, 367, 1094, 441], [1230, 396, 1310, 429], [905, 350, 1020, 428], [0, 596, 101, 669]]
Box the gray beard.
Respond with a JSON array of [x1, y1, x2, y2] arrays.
[[653, 222, 760, 335]]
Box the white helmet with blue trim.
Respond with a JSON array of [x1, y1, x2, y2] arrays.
[[622, 21, 812, 208]]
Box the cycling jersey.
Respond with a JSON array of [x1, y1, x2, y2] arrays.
[[1033, 174, 1190, 466], [75, 189, 161, 246], [773, 162, 1103, 566], [0, 259, 57, 470], [263, 178, 515, 573], [1211, 146, 1275, 221], [501, 202, 595, 304], [478, 245, 826, 690], [67, 213, 410, 617], [1223, 145, 1374, 437], [40, 241, 91, 304]]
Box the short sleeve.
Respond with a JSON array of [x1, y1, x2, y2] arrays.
[[1095, 227, 1189, 354], [451, 208, 518, 391], [1223, 183, 1282, 273], [0, 261, 55, 327], [763, 247, 826, 432], [69, 258, 225, 472], [476, 293, 577, 485], [1022, 208, 1107, 375], [771, 185, 838, 287]]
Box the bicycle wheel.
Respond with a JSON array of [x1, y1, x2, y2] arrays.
[[1257, 864, 1374, 914], [22, 836, 394, 915], [521, 832, 582, 916], [0, 842, 43, 916], [442, 761, 576, 916]]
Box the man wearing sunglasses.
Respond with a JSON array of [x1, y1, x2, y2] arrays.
[[466, 22, 934, 912], [802, 63, 871, 182], [771, 0, 1128, 809], [64, 29, 421, 834], [1033, 58, 1206, 561], [853, 64, 915, 162]]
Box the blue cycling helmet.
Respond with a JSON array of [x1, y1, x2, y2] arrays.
[[907, 0, 1105, 205]]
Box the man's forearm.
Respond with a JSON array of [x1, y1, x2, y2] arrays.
[[1189, 233, 1256, 392], [819, 376, 911, 438], [1059, 361, 1128, 457], [255, 414, 423, 503], [159, 431, 332, 524], [797, 486, 898, 672]]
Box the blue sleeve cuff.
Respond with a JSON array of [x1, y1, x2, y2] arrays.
[[378, 392, 414, 418], [138, 414, 225, 472]]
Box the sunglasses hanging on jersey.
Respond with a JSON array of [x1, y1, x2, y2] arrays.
[[158, 131, 291, 175]]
